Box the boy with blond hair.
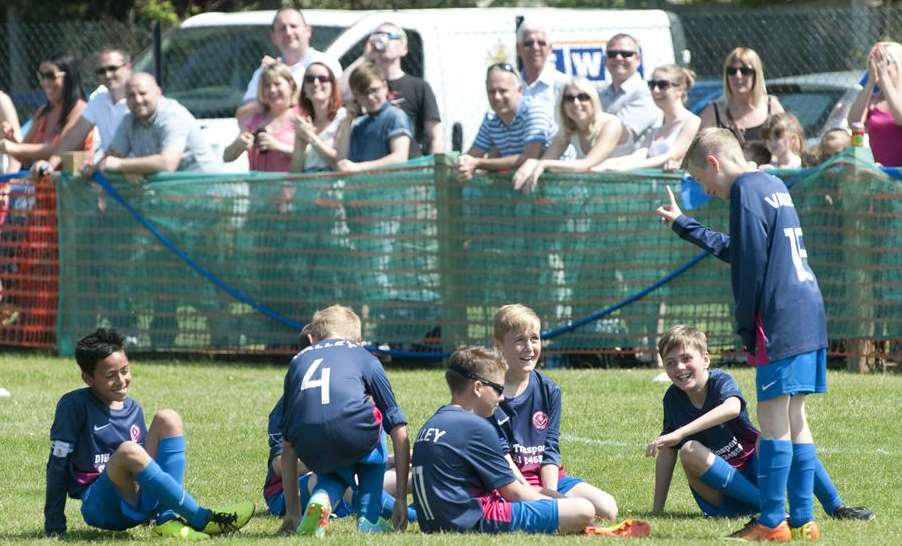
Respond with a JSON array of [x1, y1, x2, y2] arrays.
[[278, 305, 409, 537], [656, 128, 829, 541], [411, 346, 645, 536], [490, 304, 619, 521], [646, 325, 873, 522]]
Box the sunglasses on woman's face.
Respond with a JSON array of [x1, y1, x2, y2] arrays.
[[37, 70, 65, 81], [647, 80, 675, 91], [725, 66, 755, 77], [304, 74, 331, 84], [562, 92, 592, 103]]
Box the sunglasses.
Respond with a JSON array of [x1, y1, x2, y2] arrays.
[[371, 30, 402, 41], [487, 62, 517, 77], [563, 92, 592, 103], [647, 80, 675, 91], [449, 364, 504, 396], [606, 50, 636, 59], [37, 70, 65, 81], [725, 66, 755, 77], [95, 64, 124, 76], [522, 39, 548, 48], [304, 74, 332, 84]]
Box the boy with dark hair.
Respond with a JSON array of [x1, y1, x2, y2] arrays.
[[45, 328, 254, 539], [657, 128, 832, 541], [646, 325, 874, 522], [278, 304, 409, 536], [411, 346, 649, 537]]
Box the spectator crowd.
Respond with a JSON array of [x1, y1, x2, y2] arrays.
[[1, 7, 899, 182]]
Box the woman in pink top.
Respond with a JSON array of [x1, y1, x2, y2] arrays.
[[224, 62, 301, 172], [848, 41, 902, 166]]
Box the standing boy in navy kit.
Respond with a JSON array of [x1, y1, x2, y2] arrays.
[[45, 328, 254, 539], [278, 304, 409, 536], [656, 128, 827, 541]]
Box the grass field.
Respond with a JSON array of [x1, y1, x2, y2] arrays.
[[1, 352, 900, 544]]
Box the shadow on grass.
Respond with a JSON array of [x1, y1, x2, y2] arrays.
[[629, 510, 709, 519], [0, 528, 133, 541]]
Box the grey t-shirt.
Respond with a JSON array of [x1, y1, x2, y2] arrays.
[[109, 97, 221, 172]]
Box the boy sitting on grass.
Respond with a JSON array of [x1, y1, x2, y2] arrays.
[[491, 304, 618, 520], [44, 328, 254, 540], [411, 345, 649, 537], [657, 128, 831, 541], [278, 304, 409, 536], [646, 325, 874, 522]]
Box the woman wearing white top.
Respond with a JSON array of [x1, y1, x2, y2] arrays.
[[290, 62, 347, 172], [512, 77, 624, 192], [599, 64, 700, 171]]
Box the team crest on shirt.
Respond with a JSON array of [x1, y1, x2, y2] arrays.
[[532, 411, 549, 430], [130, 424, 141, 442]]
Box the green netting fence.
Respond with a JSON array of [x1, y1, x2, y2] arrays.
[[52, 152, 901, 363]]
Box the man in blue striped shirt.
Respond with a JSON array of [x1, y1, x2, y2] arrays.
[[455, 63, 553, 183]]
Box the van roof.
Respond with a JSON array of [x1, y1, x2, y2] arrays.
[[181, 10, 376, 28]]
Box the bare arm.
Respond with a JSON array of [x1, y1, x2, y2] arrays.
[[278, 441, 301, 534], [650, 446, 677, 515], [699, 103, 717, 129], [498, 479, 550, 502], [389, 425, 410, 530], [646, 397, 742, 456], [426, 120, 445, 154], [338, 134, 410, 172], [101, 149, 181, 174], [541, 117, 624, 172], [604, 115, 701, 171]]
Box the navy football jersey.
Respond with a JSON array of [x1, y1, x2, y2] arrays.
[[281, 338, 406, 474], [491, 370, 562, 485], [412, 405, 514, 533], [672, 171, 827, 362], [45, 388, 147, 533], [662, 369, 759, 470]]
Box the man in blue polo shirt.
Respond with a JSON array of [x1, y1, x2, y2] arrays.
[[454, 63, 553, 183]]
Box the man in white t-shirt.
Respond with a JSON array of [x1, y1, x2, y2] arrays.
[[30, 48, 132, 173], [235, 7, 342, 123]]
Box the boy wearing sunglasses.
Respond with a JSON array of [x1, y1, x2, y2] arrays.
[[600, 33, 661, 152], [490, 305, 619, 521], [412, 346, 646, 536], [278, 305, 410, 536]]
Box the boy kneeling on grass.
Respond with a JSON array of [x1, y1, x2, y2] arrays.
[[44, 328, 254, 540], [411, 345, 649, 537], [646, 325, 874, 523]]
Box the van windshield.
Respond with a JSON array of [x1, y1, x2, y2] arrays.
[[132, 24, 344, 118]]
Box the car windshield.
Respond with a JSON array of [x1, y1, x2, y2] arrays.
[[132, 24, 344, 118]]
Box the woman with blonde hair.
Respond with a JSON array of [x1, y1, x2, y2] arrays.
[[224, 62, 301, 171], [847, 41, 902, 166], [513, 77, 625, 192], [599, 64, 700, 170], [700, 47, 784, 149]]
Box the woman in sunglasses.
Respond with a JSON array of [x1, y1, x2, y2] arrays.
[[847, 41, 902, 167], [700, 47, 784, 154], [224, 62, 300, 171], [289, 62, 347, 172], [0, 51, 89, 169], [599, 65, 700, 171], [512, 77, 625, 192]]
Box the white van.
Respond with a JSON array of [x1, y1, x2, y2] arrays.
[[133, 8, 686, 170]]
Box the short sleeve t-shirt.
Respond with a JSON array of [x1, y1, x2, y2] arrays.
[[348, 102, 412, 163], [472, 97, 553, 157], [662, 369, 759, 470], [281, 338, 407, 474], [387, 74, 441, 157], [83, 86, 129, 160], [412, 405, 515, 533], [242, 49, 343, 103]]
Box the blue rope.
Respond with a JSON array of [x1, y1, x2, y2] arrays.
[[0, 170, 29, 183], [90, 172, 710, 359]]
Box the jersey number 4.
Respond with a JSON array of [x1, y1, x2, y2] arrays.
[[301, 358, 331, 405]]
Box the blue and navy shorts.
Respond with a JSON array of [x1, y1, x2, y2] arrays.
[[477, 493, 558, 534], [756, 348, 827, 402], [557, 474, 583, 495], [690, 455, 759, 518], [80, 472, 156, 531]]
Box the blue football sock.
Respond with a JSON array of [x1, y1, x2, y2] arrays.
[[757, 439, 792, 529], [699, 455, 759, 506], [788, 443, 817, 527], [813, 456, 844, 514], [153, 436, 186, 524], [136, 459, 210, 531], [377, 491, 417, 523], [356, 463, 386, 524]]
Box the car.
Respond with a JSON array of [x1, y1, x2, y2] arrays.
[[685, 71, 862, 145]]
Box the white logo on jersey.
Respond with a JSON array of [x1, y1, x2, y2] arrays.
[[50, 440, 73, 458], [765, 192, 794, 209], [93, 423, 111, 432]]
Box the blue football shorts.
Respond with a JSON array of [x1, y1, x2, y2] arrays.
[[756, 348, 827, 402]]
